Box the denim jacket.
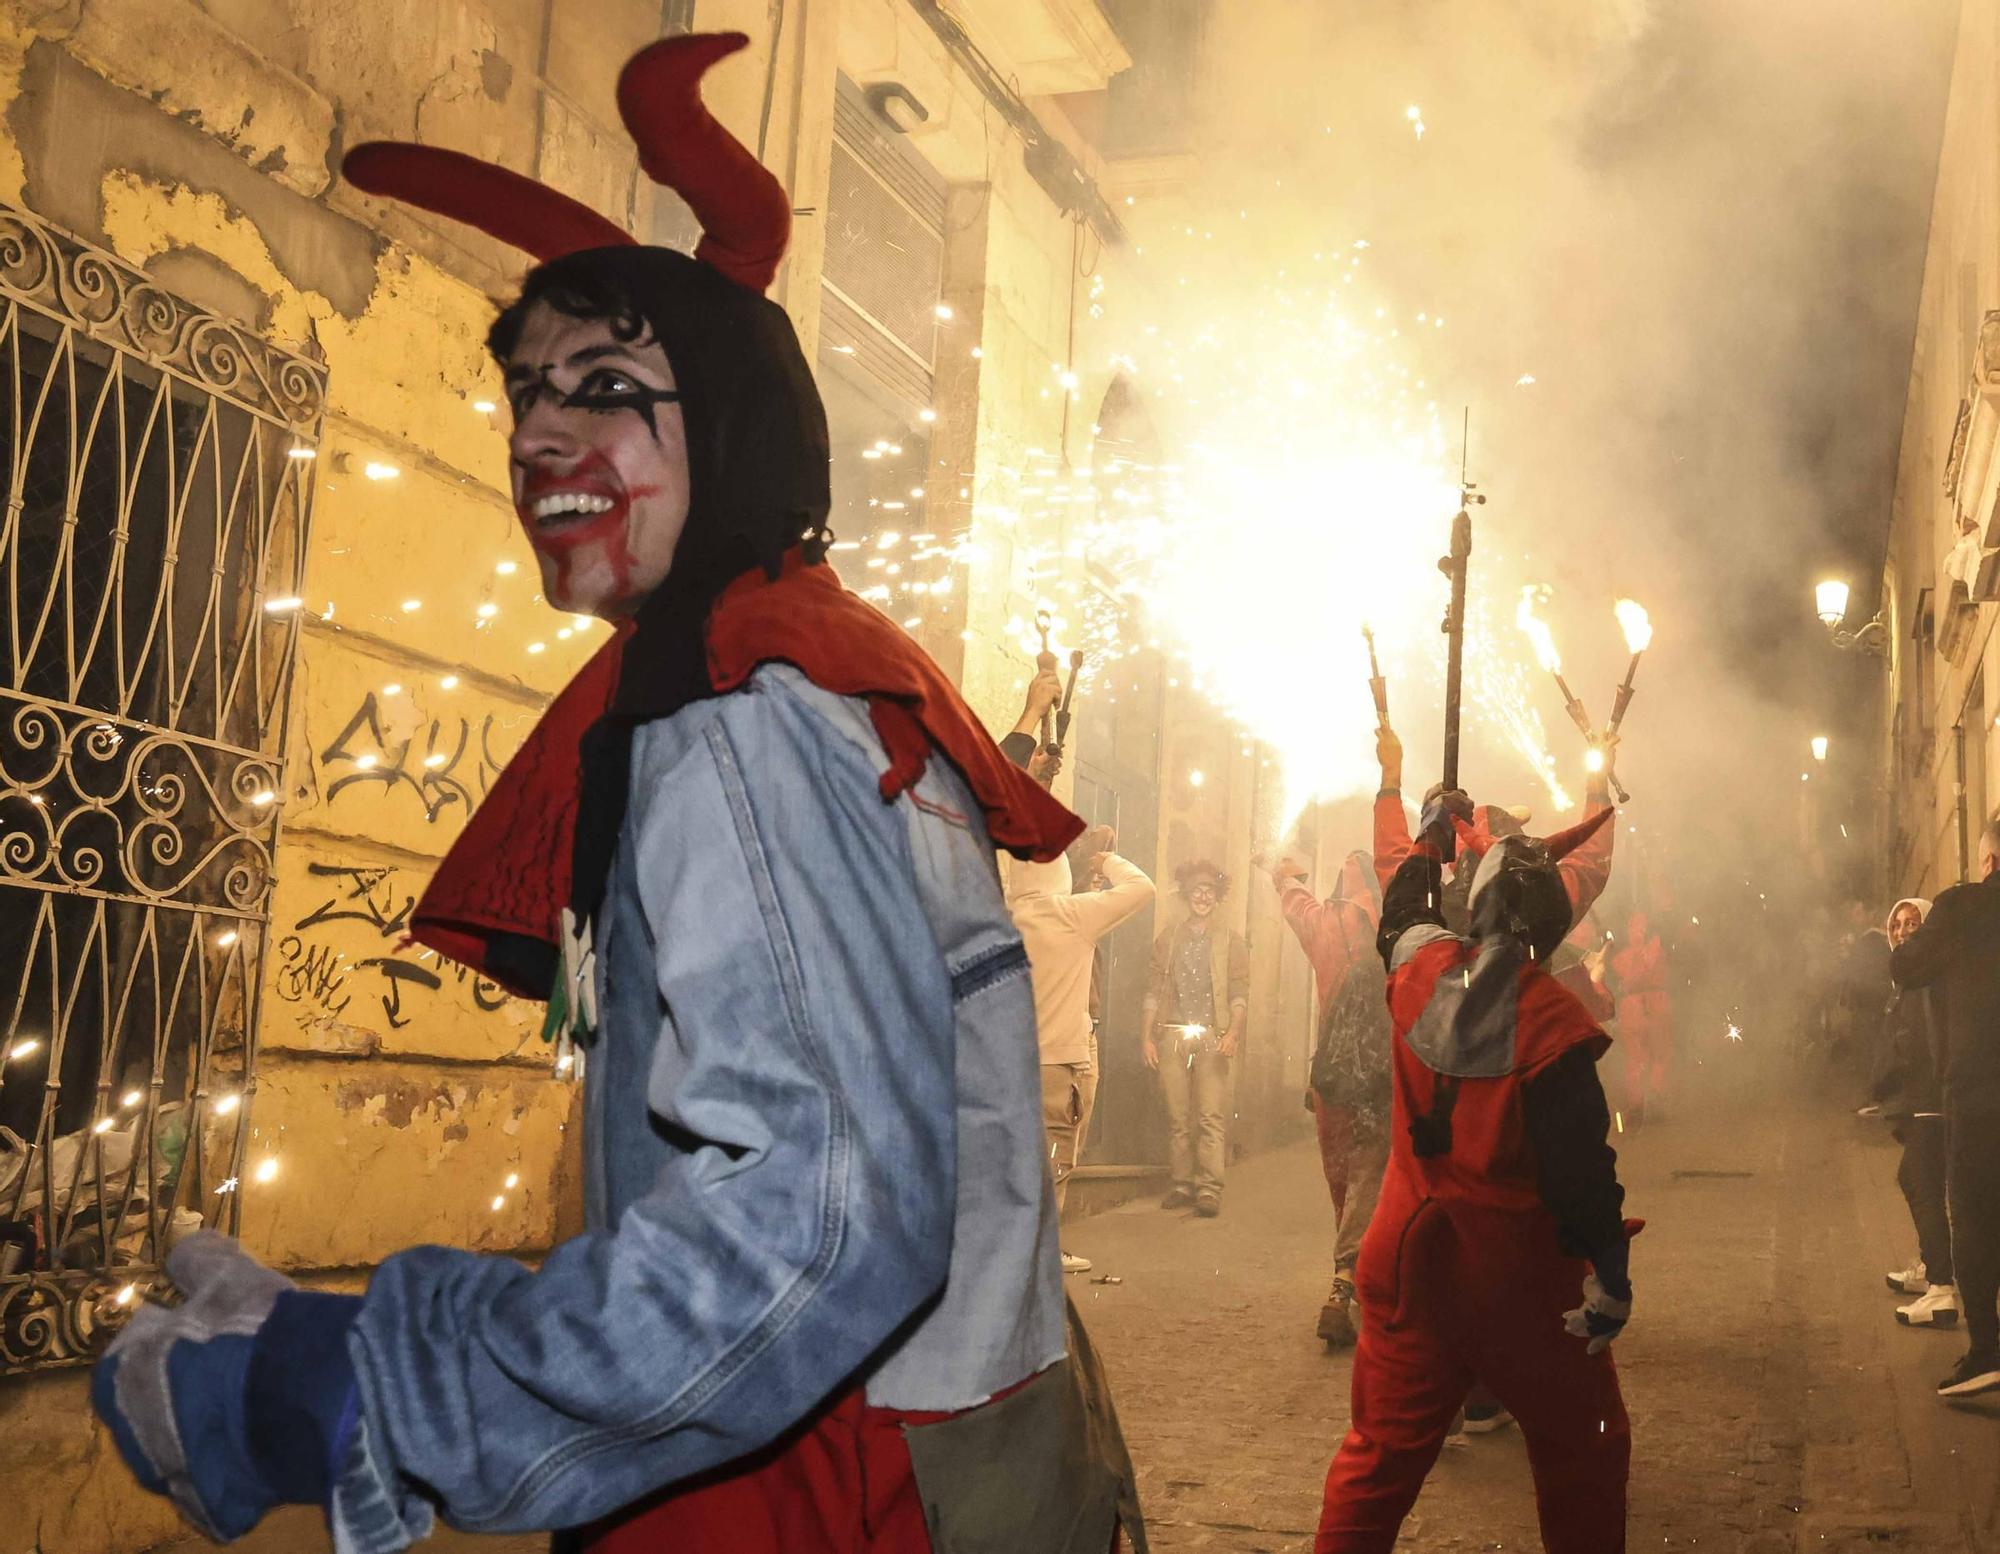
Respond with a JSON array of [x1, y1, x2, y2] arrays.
[[329, 664, 1065, 1549]]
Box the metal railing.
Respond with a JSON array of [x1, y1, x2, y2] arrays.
[[0, 203, 323, 1372]]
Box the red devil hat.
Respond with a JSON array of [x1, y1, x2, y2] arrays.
[[342, 32, 788, 289]]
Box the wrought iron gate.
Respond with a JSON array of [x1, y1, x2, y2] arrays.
[[0, 204, 322, 1372]]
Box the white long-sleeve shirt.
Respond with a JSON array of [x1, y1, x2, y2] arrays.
[[1008, 853, 1156, 1066]]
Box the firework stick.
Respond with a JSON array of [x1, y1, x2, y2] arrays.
[[1034, 610, 1057, 749], [1607, 652, 1643, 735], [1439, 508, 1472, 791], [1550, 671, 1595, 738], [1363, 624, 1389, 729], [1054, 649, 1084, 751]]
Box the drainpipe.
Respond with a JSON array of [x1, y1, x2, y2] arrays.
[[1955, 719, 1970, 884]]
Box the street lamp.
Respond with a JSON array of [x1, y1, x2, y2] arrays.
[[1811, 735, 1829, 762], [1813, 578, 1888, 655]]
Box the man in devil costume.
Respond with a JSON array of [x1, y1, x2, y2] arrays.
[[1315, 792, 1635, 1554], [91, 34, 1144, 1554]]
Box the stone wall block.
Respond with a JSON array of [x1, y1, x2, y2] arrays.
[[238, 1057, 576, 1269], [543, 0, 658, 116], [262, 836, 543, 1064], [67, 0, 336, 196], [537, 89, 637, 231]]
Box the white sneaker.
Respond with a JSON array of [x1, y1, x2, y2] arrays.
[[1896, 1284, 1960, 1327], [1886, 1259, 1928, 1295], [1060, 1251, 1093, 1274]]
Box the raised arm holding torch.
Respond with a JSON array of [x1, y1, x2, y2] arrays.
[[1363, 623, 1390, 730]]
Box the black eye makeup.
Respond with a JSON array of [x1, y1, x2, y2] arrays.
[[505, 363, 682, 420]]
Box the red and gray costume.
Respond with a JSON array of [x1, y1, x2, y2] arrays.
[[92, 34, 1144, 1554], [1277, 853, 1388, 1312], [1317, 801, 1635, 1554]]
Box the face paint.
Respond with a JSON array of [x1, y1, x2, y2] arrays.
[[506, 304, 693, 618]]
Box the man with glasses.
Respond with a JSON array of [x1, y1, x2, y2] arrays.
[[1142, 860, 1249, 1217]]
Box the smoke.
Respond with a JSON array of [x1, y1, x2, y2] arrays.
[[1078, 0, 1956, 1063]]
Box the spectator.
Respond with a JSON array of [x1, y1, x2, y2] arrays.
[[1867, 898, 1954, 1328], [1891, 822, 2000, 1398], [1142, 860, 1249, 1217], [1007, 825, 1155, 1273]]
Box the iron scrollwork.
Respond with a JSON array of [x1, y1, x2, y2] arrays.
[[0, 200, 319, 1374]]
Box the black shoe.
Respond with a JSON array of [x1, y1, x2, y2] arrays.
[[1194, 1189, 1222, 1218], [1160, 1186, 1195, 1210], [1937, 1350, 2000, 1398]]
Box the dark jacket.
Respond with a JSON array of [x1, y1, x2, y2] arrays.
[[1891, 873, 2000, 1106], [1870, 986, 1939, 1118]]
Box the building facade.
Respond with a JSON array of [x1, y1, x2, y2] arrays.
[[0, 2, 1318, 1545], [1883, 0, 2000, 901]]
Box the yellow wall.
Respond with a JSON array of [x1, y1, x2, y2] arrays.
[[1886, 0, 2000, 900]]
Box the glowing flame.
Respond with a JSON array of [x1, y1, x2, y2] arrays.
[[1584, 746, 1606, 774], [1516, 585, 1563, 674], [1614, 598, 1653, 654]]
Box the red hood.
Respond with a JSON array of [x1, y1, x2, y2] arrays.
[[412, 558, 1082, 996]]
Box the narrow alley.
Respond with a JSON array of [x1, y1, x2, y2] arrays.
[[1072, 1090, 2000, 1552]]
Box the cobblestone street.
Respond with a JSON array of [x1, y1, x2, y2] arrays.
[[1069, 1085, 2000, 1553]]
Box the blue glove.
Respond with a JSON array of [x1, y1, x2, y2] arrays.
[[91, 1230, 362, 1541]]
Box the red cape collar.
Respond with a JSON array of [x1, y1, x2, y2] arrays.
[[410, 557, 1082, 996]]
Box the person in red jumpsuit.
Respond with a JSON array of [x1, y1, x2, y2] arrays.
[[1316, 793, 1636, 1554], [1263, 848, 1384, 1347], [1367, 722, 1618, 1440], [1611, 911, 1672, 1124]]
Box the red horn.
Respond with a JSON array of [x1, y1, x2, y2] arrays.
[[1542, 805, 1615, 863], [342, 143, 635, 263], [617, 33, 791, 292]]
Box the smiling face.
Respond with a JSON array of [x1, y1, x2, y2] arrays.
[[1888, 902, 1924, 948], [1184, 878, 1219, 919], [504, 302, 693, 618]]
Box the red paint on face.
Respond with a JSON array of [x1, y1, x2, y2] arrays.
[[515, 450, 662, 600]]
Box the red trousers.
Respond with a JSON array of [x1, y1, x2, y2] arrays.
[[580, 1389, 933, 1554], [1619, 992, 1672, 1110], [579, 1384, 1128, 1554], [1317, 1200, 1630, 1554]]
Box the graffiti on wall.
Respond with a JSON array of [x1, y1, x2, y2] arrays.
[[276, 861, 510, 1029], [318, 690, 513, 824]]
